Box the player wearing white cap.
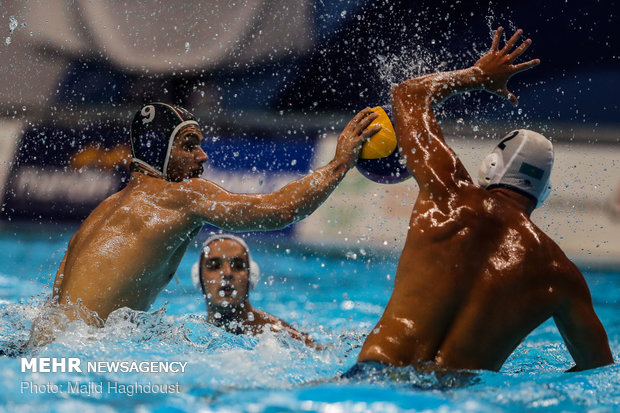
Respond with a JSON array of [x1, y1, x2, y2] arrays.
[[352, 28, 613, 374], [193, 235, 318, 347]]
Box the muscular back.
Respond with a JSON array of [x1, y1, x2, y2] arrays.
[[356, 58, 613, 370], [54, 174, 200, 320], [358, 28, 612, 372], [359, 185, 573, 370]]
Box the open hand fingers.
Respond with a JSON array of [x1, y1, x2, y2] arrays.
[[355, 107, 373, 118], [507, 92, 518, 106], [348, 108, 375, 132], [496, 87, 518, 106], [347, 108, 377, 134], [513, 58, 541, 73], [361, 124, 381, 140], [356, 111, 378, 132], [490, 27, 503, 51], [345, 108, 369, 131], [501, 29, 523, 54], [507, 38, 532, 61]]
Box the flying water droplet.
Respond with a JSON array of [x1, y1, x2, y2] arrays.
[[345, 251, 357, 260], [9, 16, 18, 32]]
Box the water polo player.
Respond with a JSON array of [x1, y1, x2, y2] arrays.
[[39, 103, 380, 338], [193, 234, 318, 347], [353, 28, 613, 373]]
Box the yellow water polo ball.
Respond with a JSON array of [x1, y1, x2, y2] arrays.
[[356, 106, 411, 184]]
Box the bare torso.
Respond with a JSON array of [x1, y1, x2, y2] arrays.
[[34, 106, 377, 347], [50, 107, 379, 324], [359, 186, 570, 370], [357, 30, 612, 371], [54, 174, 201, 320]]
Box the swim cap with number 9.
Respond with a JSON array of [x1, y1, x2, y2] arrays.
[[130, 102, 198, 179]]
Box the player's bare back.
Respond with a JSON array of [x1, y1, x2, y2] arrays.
[[357, 27, 612, 372], [360, 186, 573, 370]]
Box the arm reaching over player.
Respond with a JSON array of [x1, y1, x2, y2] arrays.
[[40, 103, 379, 336], [392, 27, 540, 197], [184, 108, 380, 231]]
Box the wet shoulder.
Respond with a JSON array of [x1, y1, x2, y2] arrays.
[[78, 180, 191, 234], [539, 233, 587, 292], [122, 178, 203, 210], [409, 184, 488, 238], [482, 201, 574, 287]]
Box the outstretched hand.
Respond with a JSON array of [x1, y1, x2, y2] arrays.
[[335, 107, 380, 169], [474, 27, 540, 105]]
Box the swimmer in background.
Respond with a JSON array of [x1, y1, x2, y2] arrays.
[[31, 103, 380, 345], [352, 27, 613, 373], [193, 234, 319, 347]]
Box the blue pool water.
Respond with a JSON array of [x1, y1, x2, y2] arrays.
[[0, 229, 618, 412]]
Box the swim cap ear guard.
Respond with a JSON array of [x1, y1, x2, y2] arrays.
[[191, 234, 261, 295], [130, 102, 199, 180], [478, 151, 503, 187], [478, 129, 554, 208]]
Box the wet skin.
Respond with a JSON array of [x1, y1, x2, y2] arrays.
[[357, 28, 613, 372], [200, 239, 318, 347], [49, 109, 381, 325]]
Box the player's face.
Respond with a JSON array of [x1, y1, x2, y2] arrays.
[[167, 125, 208, 181], [200, 240, 250, 309]]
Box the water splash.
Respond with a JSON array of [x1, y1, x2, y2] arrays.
[[8, 16, 18, 32], [6, 16, 19, 46]]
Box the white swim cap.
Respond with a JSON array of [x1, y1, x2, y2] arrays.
[[478, 129, 554, 207], [191, 234, 261, 294]]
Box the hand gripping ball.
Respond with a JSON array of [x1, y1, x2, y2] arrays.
[[356, 106, 411, 184]]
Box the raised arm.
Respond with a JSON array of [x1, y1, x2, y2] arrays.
[[392, 27, 540, 197], [186, 108, 380, 231], [553, 264, 614, 372]]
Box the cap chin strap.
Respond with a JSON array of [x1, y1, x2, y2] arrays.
[[536, 181, 552, 207], [162, 120, 199, 179], [478, 151, 503, 188], [131, 159, 165, 179]]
